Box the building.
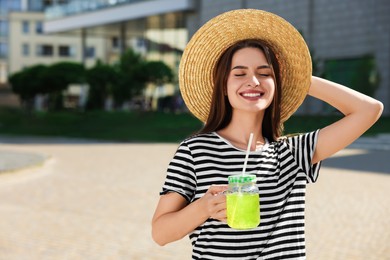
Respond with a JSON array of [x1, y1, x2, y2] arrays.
[[0, 0, 50, 106], [0, 0, 106, 81], [8, 11, 106, 74], [44, 0, 190, 67], [37, 0, 390, 115], [0, 0, 108, 107], [43, 0, 192, 110], [1, 0, 48, 83]]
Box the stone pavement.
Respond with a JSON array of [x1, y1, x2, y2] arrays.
[[0, 135, 389, 260]]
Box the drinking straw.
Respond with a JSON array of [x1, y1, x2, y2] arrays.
[[242, 133, 254, 175]]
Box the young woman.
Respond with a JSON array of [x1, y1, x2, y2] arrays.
[[152, 9, 383, 259]]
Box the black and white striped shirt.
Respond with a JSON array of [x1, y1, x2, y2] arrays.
[[160, 130, 321, 259]]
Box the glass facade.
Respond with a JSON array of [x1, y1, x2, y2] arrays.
[[45, 0, 149, 19], [144, 12, 186, 68], [100, 11, 187, 73]]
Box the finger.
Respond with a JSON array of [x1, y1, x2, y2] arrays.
[[213, 193, 226, 202], [208, 184, 228, 195], [214, 203, 226, 215], [210, 201, 226, 216], [211, 209, 227, 222], [210, 194, 226, 210]]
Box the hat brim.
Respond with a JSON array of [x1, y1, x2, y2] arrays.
[[179, 9, 312, 123]]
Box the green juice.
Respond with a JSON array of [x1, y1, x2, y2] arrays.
[[226, 193, 260, 229]]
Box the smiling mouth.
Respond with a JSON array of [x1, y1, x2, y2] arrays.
[[241, 92, 264, 98]]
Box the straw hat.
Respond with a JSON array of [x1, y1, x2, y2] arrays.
[[179, 9, 312, 123]]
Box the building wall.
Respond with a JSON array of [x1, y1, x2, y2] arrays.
[[8, 11, 107, 75], [197, 0, 390, 115]]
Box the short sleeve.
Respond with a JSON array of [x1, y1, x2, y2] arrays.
[[286, 130, 322, 183], [160, 141, 197, 202]]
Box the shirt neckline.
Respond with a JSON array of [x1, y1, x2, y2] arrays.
[[212, 132, 269, 153]]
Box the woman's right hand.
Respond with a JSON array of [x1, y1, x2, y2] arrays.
[[152, 184, 228, 246], [200, 185, 228, 222]]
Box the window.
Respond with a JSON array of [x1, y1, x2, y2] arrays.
[[22, 43, 29, 56], [0, 42, 7, 58], [0, 20, 8, 36], [112, 37, 119, 48], [85, 46, 95, 58], [0, 2, 5, 15], [9, 1, 22, 11], [58, 45, 75, 57], [36, 44, 53, 56], [0, 1, 21, 14], [59, 45, 70, 56], [22, 20, 29, 34], [137, 38, 146, 48], [35, 21, 43, 34], [29, 0, 44, 11]]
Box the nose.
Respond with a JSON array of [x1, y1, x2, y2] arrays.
[[247, 75, 260, 87]]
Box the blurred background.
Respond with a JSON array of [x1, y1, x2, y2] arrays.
[[0, 0, 388, 140], [0, 1, 389, 260]]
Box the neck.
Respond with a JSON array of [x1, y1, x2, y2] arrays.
[[217, 110, 265, 150]]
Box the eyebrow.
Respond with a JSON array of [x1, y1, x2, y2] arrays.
[[231, 65, 271, 70]]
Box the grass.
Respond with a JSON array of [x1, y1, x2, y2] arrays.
[[0, 107, 388, 143]]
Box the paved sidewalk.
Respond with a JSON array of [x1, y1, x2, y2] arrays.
[[0, 135, 389, 259], [1, 134, 389, 174], [0, 135, 110, 173]]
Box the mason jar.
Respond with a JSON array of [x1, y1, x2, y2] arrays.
[[226, 174, 260, 229]]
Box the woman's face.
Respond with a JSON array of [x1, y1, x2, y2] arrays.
[[226, 47, 275, 116]]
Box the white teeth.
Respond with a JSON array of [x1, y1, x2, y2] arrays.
[[242, 93, 261, 97]]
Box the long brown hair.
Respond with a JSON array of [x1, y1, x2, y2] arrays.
[[198, 39, 283, 141]]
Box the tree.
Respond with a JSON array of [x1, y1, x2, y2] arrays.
[[142, 60, 174, 112], [43, 62, 85, 110], [113, 49, 146, 108], [9, 64, 48, 110], [142, 61, 173, 84], [85, 60, 118, 110]]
